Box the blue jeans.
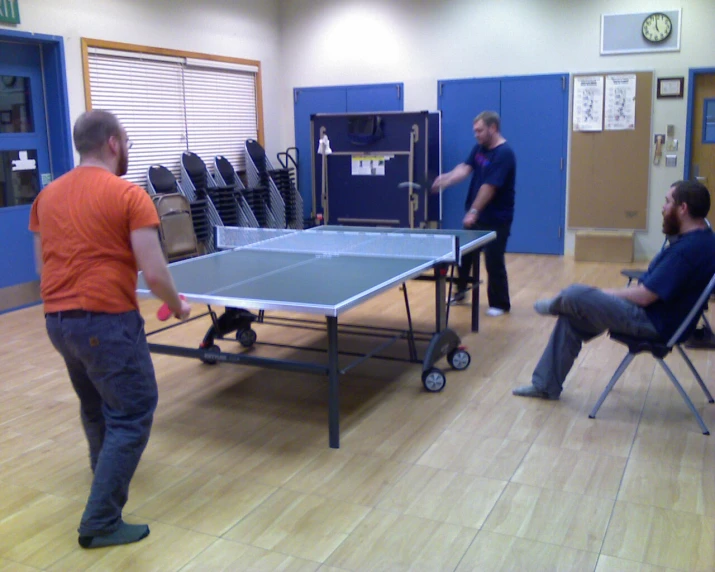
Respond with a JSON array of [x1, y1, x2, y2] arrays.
[[45, 310, 158, 536], [532, 284, 660, 398]]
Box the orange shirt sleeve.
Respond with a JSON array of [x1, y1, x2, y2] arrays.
[[126, 184, 160, 231], [29, 195, 41, 233]]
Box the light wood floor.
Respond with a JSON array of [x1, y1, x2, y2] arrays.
[[1, 254, 714, 571]]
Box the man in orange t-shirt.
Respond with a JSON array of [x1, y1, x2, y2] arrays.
[[29, 110, 191, 549]]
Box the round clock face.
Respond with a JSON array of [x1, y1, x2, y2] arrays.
[[642, 13, 672, 43]]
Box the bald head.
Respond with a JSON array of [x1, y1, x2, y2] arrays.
[[73, 110, 123, 157]]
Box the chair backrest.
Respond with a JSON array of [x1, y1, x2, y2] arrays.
[[148, 165, 179, 194], [245, 139, 265, 165], [151, 194, 199, 261], [667, 270, 715, 347], [215, 155, 236, 185], [182, 151, 208, 189]]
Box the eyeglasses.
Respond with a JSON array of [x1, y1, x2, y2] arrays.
[[126, 139, 134, 150]]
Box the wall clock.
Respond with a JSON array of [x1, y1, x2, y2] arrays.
[[642, 12, 672, 43]]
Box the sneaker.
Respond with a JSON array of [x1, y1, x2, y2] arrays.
[[486, 307, 507, 317], [512, 385, 559, 400], [533, 298, 555, 316]]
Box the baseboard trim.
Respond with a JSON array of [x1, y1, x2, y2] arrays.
[[0, 281, 41, 314]]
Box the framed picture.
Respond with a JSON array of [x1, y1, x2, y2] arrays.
[[657, 77, 684, 99]]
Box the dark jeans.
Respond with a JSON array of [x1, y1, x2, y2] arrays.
[[45, 310, 158, 537], [532, 284, 660, 398], [457, 221, 512, 311]]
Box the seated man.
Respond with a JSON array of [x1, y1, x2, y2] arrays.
[[513, 180, 715, 400]]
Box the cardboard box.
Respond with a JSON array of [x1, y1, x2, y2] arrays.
[[574, 230, 634, 263]]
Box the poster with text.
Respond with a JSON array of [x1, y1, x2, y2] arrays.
[[605, 74, 636, 130], [573, 76, 604, 131], [351, 155, 386, 176]]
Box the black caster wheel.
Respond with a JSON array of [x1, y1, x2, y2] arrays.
[[200, 344, 221, 365], [236, 328, 257, 348], [422, 368, 446, 392], [448, 348, 471, 370]]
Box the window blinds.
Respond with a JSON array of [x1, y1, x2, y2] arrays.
[[183, 63, 257, 173], [86, 48, 258, 188]]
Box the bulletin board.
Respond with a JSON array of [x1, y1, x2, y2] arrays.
[[567, 71, 653, 230]]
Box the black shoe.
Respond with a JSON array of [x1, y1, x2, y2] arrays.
[[450, 291, 467, 305]]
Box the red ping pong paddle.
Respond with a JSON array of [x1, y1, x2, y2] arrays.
[[157, 295, 186, 321]]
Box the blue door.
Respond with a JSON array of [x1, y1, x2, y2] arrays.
[[500, 75, 567, 254], [346, 84, 402, 112], [293, 83, 403, 220], [437, 74, 567, 255], [437, 79, 500, 230], [0, 41, 52, 295]]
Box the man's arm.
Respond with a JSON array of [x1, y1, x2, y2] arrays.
[[463, 183, 497, 226], [130, 227, 188, 317], [33, 233, 43, 275], [469, 183, 496, 213], [431, 163, 473, 191], [602, 284, 659, 307]]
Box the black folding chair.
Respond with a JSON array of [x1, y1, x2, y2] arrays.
[[589, 272, 715, 434]]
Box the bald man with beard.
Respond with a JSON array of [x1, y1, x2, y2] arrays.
[[29, 110, 190, 548]]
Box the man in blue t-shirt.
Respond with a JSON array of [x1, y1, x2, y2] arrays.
[[513, 180, 715, 400], [432, 111, 516, 316]]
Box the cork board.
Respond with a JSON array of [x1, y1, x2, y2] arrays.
[[567, 71, 653, 230]]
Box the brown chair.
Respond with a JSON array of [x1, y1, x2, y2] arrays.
[[152, 193, 200, 262]]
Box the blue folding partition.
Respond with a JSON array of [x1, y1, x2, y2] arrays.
[[311, 111, 441, 228]]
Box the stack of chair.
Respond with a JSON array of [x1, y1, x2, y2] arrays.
[[180, 151, 225, 252], [213, 155, 260, 229], [268, 167, 299, 229], [245, 139, 303, 229]]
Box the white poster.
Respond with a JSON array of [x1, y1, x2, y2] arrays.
[[605, 74, 637, 130], [573, 76, 604, 131], [351, 155, 387, 176]]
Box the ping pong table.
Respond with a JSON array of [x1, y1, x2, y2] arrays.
[[138, 225, 495, 448]]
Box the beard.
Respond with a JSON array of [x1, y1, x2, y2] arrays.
[[116, 145, 128, 177], [662, 210, 681, 236]]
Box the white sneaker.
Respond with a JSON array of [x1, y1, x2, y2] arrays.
[[486, 307, 507, 317]]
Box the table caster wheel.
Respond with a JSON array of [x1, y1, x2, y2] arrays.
[[448, 348, 471, 370], [236, 328, 257, 348], [422, 367, 446, 392], [201, 344, 221, 365]]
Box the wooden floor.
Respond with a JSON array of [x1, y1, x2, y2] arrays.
[[1, 254, 714, 571]]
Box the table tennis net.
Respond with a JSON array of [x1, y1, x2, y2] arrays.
[[215, 226, 459, 262]]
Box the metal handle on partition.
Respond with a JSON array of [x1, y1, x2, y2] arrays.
[[407, 125, 419, 228]]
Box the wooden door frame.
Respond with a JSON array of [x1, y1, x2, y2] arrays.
[[684, 67, 715, 179]]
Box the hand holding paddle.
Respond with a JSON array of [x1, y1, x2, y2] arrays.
[[157, 295, 190, 321]]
